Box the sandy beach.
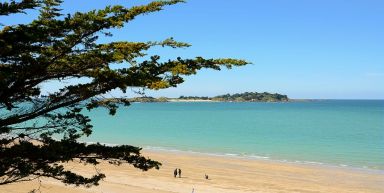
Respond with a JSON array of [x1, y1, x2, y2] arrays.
[[1, 149, 383, 193]]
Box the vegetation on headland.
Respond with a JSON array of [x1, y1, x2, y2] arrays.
[[212, 92, 289, 102], [129, 96, 169, 102], [0, 0, 249, 188], [128, 92, 289, 102], [179, 96, 210, 100]]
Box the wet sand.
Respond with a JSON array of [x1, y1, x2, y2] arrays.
[[1, 150, 383, 193]]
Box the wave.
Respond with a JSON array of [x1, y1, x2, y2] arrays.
[[141, 145, 384, 173], [80, 141, 384, 173]]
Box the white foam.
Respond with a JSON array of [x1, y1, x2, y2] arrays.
[[80, 142, 384, 173]]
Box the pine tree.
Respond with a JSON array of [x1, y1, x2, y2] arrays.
[[0, 0, 248, 186]]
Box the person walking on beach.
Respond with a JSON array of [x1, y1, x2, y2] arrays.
[[174, 168, 178, 178], [178, 168, 182, 178]]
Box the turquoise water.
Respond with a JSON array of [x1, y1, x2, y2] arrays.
[[84, 100, 384, 170]]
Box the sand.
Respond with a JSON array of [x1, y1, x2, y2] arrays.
[[1, 150, 383, 193]]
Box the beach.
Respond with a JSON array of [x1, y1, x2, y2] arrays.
[[2, 149, 383, 193], [2, 101, 383, 193], [2, 0, 383, 192]]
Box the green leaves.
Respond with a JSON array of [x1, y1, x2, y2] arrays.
[[0, 140, 160, 186], [0, 0, 250, 187], [0, 0, 39, 16]]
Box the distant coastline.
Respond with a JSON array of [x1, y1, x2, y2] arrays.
[[126, 91, 290, 103], [167, 99, 215, 102]]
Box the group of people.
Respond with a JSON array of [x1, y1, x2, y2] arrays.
[[173, 168, 209, 180], [174, 168, 181, 178]]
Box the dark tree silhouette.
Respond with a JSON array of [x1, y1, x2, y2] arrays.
[[213, 92, 289, 102], [0, 0, 248, 187]]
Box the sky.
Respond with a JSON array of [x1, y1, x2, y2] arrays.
[[4, 0, 384, 99]]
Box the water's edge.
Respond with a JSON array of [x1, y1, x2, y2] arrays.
[[84, 141, 384, 174]]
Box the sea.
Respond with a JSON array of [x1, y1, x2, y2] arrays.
[[83, 100, 384, 171]]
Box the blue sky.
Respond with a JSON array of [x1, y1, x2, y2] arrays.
[[5, 0, 384, 99]]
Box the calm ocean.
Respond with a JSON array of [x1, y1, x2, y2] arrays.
[[84, 100, 384, 170]]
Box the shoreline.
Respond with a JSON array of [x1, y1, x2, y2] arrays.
[[167, 99, 216, 102], [142, 147, 384, 174], [84, 141, 384, 173], [131, 99, 381, 103], [2, 149, 383, 193]]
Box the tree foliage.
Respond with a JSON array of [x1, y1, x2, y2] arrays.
[[213, 92, 288, 102], [178, 92, 288, 102], [0, 0, 248, 187]]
